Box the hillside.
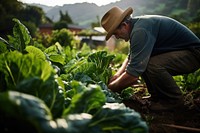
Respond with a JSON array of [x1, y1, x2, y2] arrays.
[[35, 0, 150, 26], [33, 0, 200, 27]]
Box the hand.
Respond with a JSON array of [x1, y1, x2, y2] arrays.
[[108, 72, 139, 93]]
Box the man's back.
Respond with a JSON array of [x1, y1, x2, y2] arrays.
[[132, 15, 200, 55]]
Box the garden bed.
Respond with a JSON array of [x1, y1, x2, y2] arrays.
[[123, 89, 200, 133]]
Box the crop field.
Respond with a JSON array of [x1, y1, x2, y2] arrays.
[[0, 19, 199, 133]]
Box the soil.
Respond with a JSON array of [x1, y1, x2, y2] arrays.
[[122, 86, 200, 133]]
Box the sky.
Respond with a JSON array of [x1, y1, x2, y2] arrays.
[[19, 0, 120, 6]]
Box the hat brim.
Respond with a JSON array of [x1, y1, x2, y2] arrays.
[[106, 7, 133, 40]]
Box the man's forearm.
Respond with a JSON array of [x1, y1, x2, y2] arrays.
[[108, 72, 138, 93], [115, 58, 129, 75]]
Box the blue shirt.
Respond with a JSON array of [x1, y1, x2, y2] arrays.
[[126, 15, 200, 77]]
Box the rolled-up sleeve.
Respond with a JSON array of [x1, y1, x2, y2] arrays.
[[126, 28, 156, 76]]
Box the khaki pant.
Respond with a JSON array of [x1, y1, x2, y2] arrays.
[[142, 48, 200, 100]]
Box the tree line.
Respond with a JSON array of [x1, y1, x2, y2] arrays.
[[0, 0, 200, 39], [0, 0, 73, 38]]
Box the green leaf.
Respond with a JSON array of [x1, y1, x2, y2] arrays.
[[64, 113, 93, 133], [63, 81, 106, 116], [25, 46, 46, 61], [0, 91, 53, 132], [44, 43, 66, 65], [0, 37, 12, 53], [48, 54, 66, 65], [0, 51, 65, 118], [0, 40, 8, 54], [87, 50, 115, 83], [0, 51, 53, 88], [44, 42, 63, 55], [0, 91, 73, 133], [12, 18, 32, 52], [91, 103, 149, 133]]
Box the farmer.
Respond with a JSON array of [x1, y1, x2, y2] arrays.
[[101, 6, 200, 111]]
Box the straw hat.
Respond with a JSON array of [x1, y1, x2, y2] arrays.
[[101, 6, 133, 40]]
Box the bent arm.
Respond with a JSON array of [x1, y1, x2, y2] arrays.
[[108, 71, 138, 93], [109, 58, 129, 83], [115, 58, 129, 76]]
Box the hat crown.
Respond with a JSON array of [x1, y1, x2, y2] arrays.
[[101, 7, 124, 32]]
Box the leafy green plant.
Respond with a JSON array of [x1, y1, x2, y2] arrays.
[[183, 69, 200, 91], [173, 68, 200, 92], [0, 50, 65, 118], [50, 28, 75, 48], [7, 18, 32, 52], [0, 90, 148, 133], [0, 18, 148, 133]]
